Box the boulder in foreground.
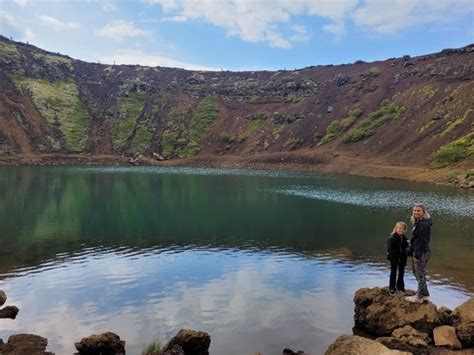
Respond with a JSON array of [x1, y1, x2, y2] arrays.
[[433, 325, 462, 350], [325, 335, 410, 355], [451, 297, 474, 347], [74, 332, 125, 355], [376, 325, 431, 353], [354, 287, 440, 336], [0, 333, 53, 354], [161, 329, 210, 355]]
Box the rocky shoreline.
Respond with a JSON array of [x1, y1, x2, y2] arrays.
[[0, 152, 473, 189], [1, 288, 473, 354]]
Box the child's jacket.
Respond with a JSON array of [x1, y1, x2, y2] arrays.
[[386, 233, 409, 265]]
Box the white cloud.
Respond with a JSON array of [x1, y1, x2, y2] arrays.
[[96, 20, 151, 41], [103, 3, 117, 12], [39, 15, 80, 31], [0, 10, 34, 42], [145, 0, 473, 46], [352, 0, 474, 33], [323, 22, 346, 36], [13, 0, 28, 7], [99, 49, 220, 71]]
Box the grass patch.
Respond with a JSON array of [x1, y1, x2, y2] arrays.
[[248, 119, 264, 135], [189, 95, 220, 142], [11, 76, 90, 151], [436, 109, 472, 139], [344, 101, 406, 143], [319, 108, 362, 145], [32, 52, 73, 69], [142, 340, 162, 355], [113, 92, 148, 151], [130, 123, 153, 155], [429, 133, 474, 168], [0, 41, 20, 61]]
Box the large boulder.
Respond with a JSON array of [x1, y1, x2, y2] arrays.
[[0, 333, 53, 354], [354, 287, 440, 336], [451, 297, 474, 347], [433, 326, 462, 350], [161, 329, 210, 355], [376, 325, 431, 353], [74, 332, 125, 355], [325, 335, 410, 355]]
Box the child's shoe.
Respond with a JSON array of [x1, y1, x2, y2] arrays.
[[422, 296, 430, 302], [389, 289, 396, 296], [405, 295, 423, 303]]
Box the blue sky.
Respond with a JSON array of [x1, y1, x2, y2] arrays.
[[1, 0, 473, 71]]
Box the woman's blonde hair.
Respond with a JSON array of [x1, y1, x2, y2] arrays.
[[392, 221, 407, 234], [411, 203, 431, 224]]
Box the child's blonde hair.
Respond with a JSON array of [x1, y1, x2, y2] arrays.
[[392, 221, 407, 234]]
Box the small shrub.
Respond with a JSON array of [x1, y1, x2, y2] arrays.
[[142, 340, 162, 355], [284, 138, 303, 150], [248, 119, 264, 134], [429, 134, 473, 168]]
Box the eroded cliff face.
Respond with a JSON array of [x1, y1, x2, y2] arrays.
[[0, 35, 472, 174]]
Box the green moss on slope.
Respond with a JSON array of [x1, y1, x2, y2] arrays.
[[319, 108, 362, 145], [189, 95, 220, 142], [11, 76, 90, 152], [113, 92, 148, 151]]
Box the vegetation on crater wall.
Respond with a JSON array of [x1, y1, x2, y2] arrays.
[[430, 133, 473, 168], [344, 101, 406, 143], [319, 108, 362, 145], [436, 109, 472, 139], [11, 76, 90, 152], [113, 92, 148, 151], [160, 95, 220, 158]]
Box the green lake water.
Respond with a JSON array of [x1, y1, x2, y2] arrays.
[[0, 166, 472, 354]]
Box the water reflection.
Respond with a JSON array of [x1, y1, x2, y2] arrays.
[[1, 248, 470, 355], [0, 166, 472, 354]]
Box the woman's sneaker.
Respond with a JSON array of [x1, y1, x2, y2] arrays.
[[405, 295, 423, 304], [397, 289, 406, 294], [422, 296, 430, 302]]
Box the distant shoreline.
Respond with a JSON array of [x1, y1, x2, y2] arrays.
[[1, 152, 471, 187]]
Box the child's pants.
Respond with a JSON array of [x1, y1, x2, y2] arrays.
[[390, 260, 405, 291]]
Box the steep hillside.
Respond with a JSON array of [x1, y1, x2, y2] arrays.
[[0, 36, 473, 183]]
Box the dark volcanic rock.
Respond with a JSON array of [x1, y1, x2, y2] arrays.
[[0, 290, 6, 306], [162, 329, 211, 355], [283, 347, 305, 354], [438, 306, 453, 325], [0, 333, 53, 354], [354, 287, 440, 336], [0, 305, 19, 319], [74, 332, 125, 355]]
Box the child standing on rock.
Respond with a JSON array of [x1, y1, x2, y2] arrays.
[[387, 222, 409, 295]]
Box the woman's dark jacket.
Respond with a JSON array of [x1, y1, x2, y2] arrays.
[[410, 218, 432, 259], [386, 233, 409, 265]]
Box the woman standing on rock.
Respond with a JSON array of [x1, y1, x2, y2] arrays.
[[405, 203, 432, 304]]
